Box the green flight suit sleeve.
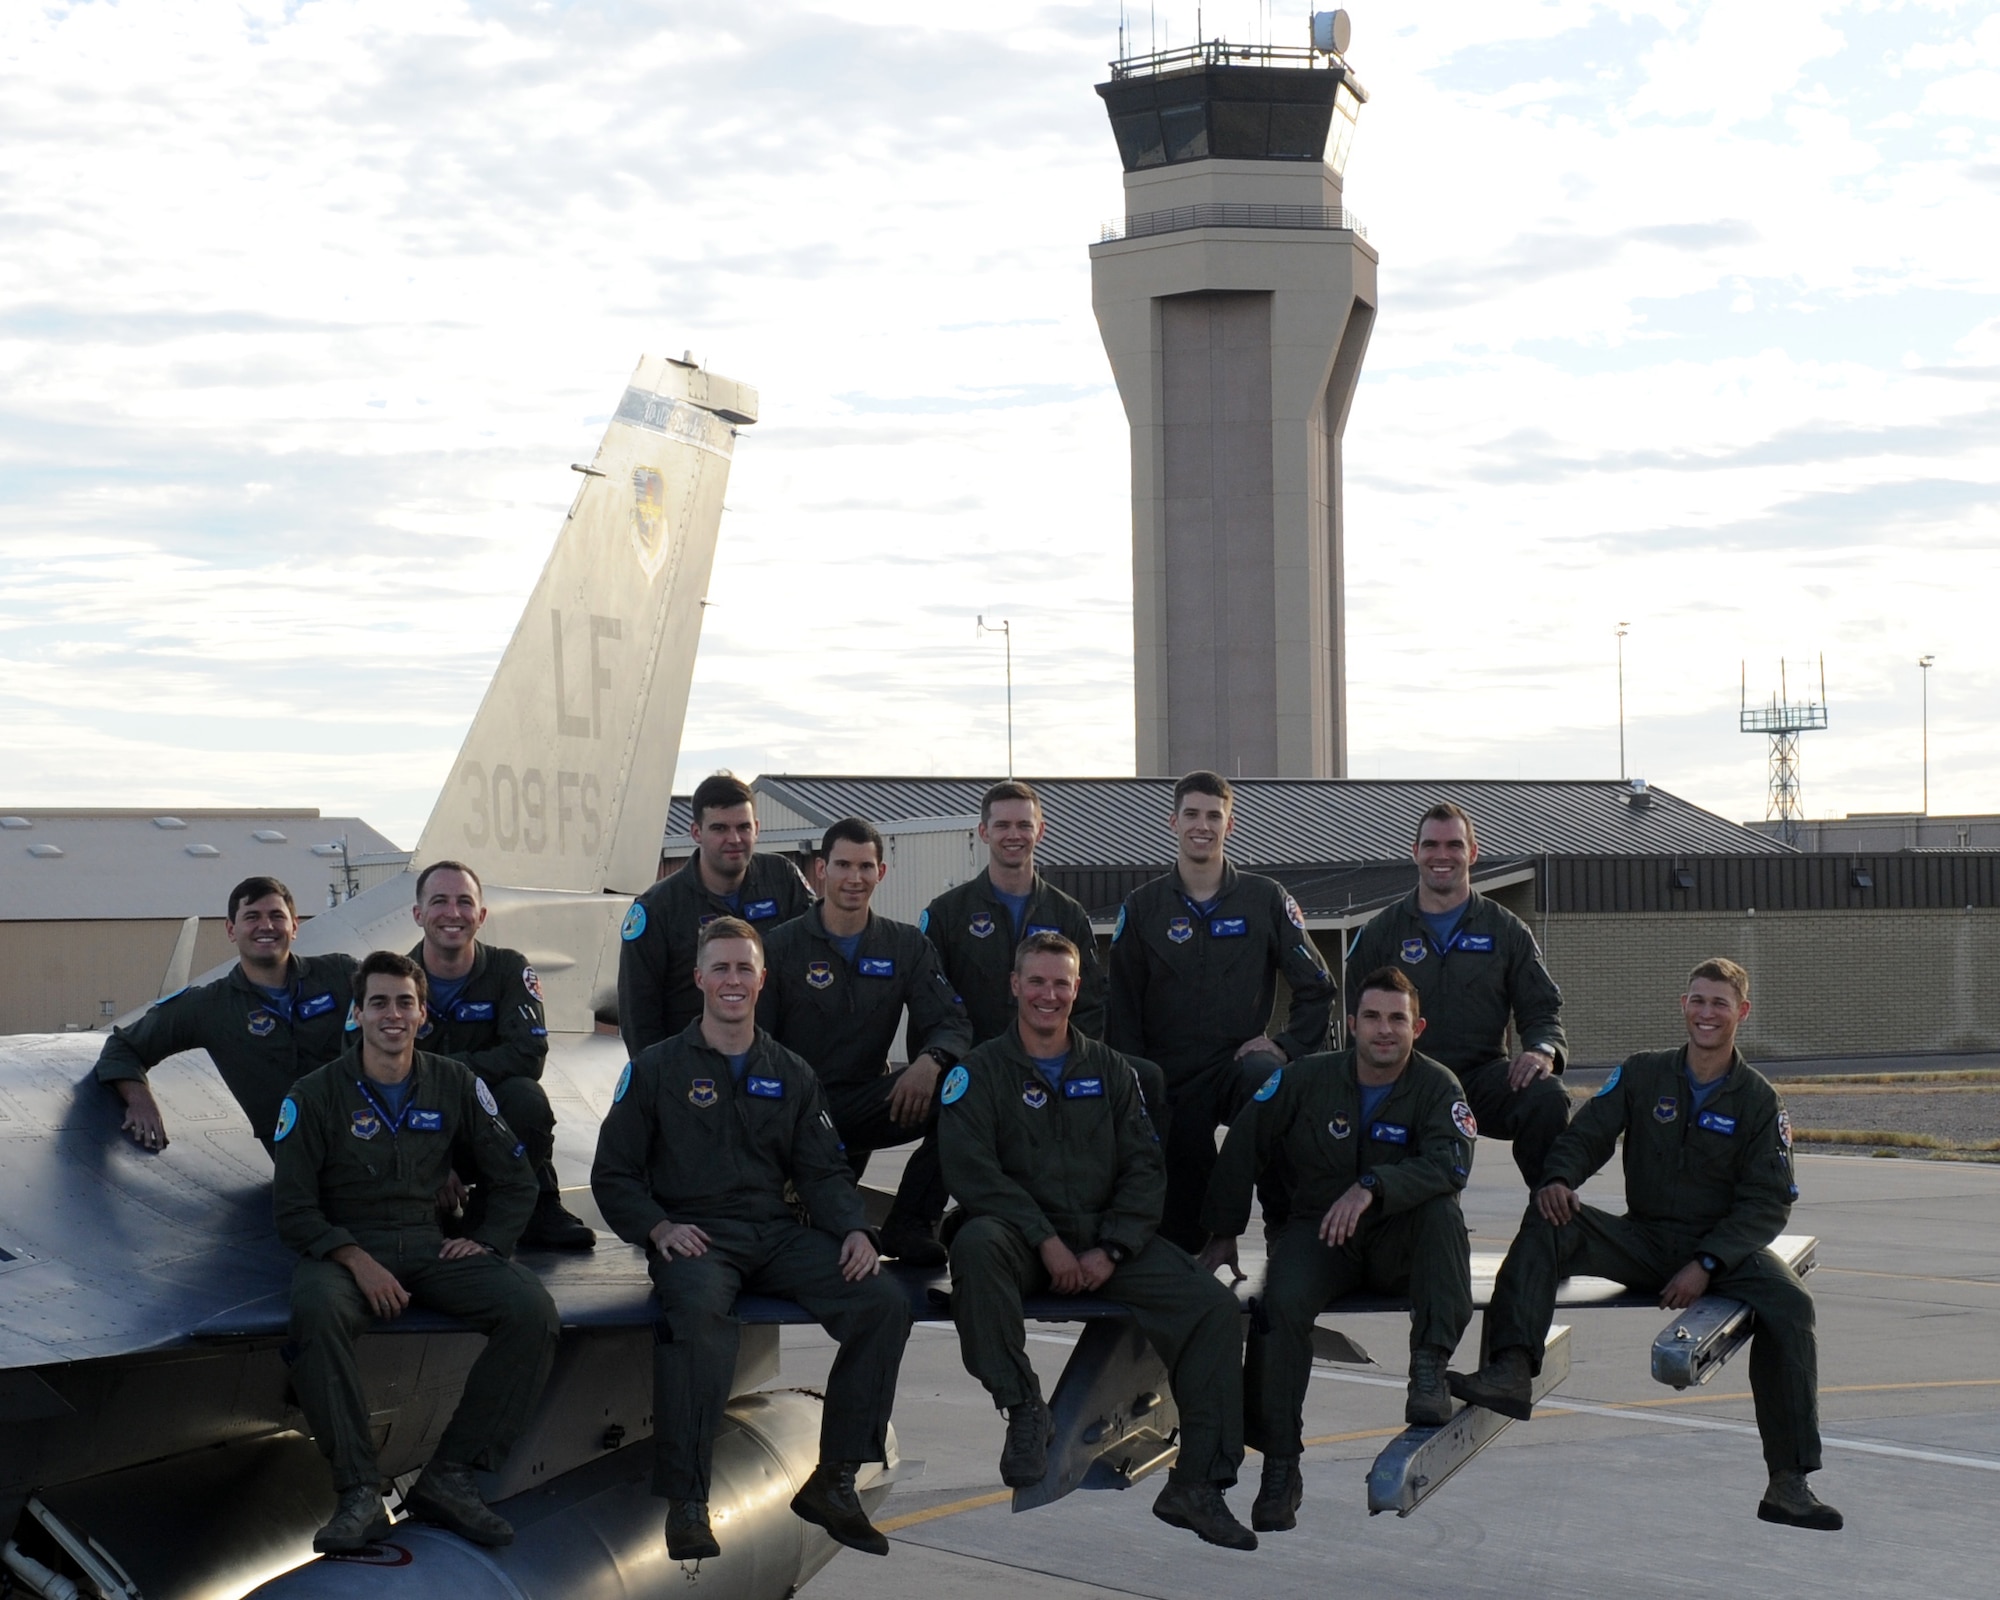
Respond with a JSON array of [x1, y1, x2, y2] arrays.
[[1342, 919, 1390, 1018], [1099, 1060, 1165, 1257], [590, 1057, 670, 1246], [465, 1070, 537, 1254], [1506, 924, 1568, 1068], [1541, 1060, 1630, 1191], [271, 1082, 360, 1261], [94, 992, 202, 1086], [1371, 1072, 1473, 1216], [905, 935, 975, 1064], [1271, 896, 1335, 1061], [789, 1075, 871, 1239], [617, 898, 674, 1060], [1104, 900, 1145, 1055], [445, 957, 549, 1085], [1695, 1091, 1796, 1271], [938, 1064, 1059, 1249], [1198, 1070, 1292, 1240]]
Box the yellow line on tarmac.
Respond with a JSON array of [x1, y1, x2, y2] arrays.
[[877, 1488, 1014, 1532], [1817, 1264, 2000, 1289]]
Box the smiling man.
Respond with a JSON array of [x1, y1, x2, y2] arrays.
[[941, 932, 1255, 1551], [272, 950, 558, 1554], [592, 917, 910, 1564], [1450, 958, 1837, 1532], [759, 818, 974, 1267], [1106, 772, 1336, 1249], [1199, 967, 1474, 1533], [618, 774, 815, 1060], [1344, 803, 1570, 1186], [95, 875, 358, 1154], [407, 859, 594, 1250]]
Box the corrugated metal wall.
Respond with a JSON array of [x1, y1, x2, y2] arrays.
[[1540, 853, 2000, 913]]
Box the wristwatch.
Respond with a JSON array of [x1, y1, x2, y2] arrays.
[[1357, 1173, 1380, 1192], [1103, 1242, 1129, 1264], [1697, 1253, 1720, 1274]]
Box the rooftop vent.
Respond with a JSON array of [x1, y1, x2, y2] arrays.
[[27, 843, 62, 858], [252, 829, 287, 843], [185, 843, 221, 858], [1625, 779, 1653, 812], [153, 817, 187, 829], [311, 843, 344, 858], [0, 817, 30, 830]]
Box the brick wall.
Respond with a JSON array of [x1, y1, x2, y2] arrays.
[[1538, 908, 2000, 1064]]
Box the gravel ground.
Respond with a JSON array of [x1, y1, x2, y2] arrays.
[[1562, 1077, 2000, 1157]]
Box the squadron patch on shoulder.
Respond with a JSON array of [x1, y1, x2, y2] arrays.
[[1022, 1081, 1049, 1110], [1776, 1108, 1793, 1149], [806, 961, 834, 990], [969, 911, 996, 939], [1653, 1094, 1678, 1124], [522, 966, 544, 1002], [689, 1078, 719, 1108], [246, 1008, 277, 1038], [918, 908, 930, 934], [343, 1001, 359, 1033], [1284, 894, 1307, 932], [1112, 906, 1127, 943], [1451, 1100, 1479, 1140], [621, 903, 647, 942], [1595, 1064, 1623, 1097], [941, 1064, 970, 1106], [273, 1097, 298, 1143], [154, 987, 187, 1007], [1253, 1068, 1284, 1102], [614, 1061, 633, 1103], [1399, 938, 1427, 965], [476, 1078, 500, 1118]]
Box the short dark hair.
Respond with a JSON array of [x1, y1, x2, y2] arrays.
[[356, 948, 427, 1008], [227, 876, 295, 922], [1173, 770, 1233, 809], [1687, 956, 1749, 1002], [414, 859, 482, 902], [1352, 965, 1421, 1017], [981, 780, 1042, 823], [697, 915, 765, 962], [822, 816, 885, 862], [1013, 929, 1080, 974], [1414, 802, 1477, 851], [691, 773, 756, 826]]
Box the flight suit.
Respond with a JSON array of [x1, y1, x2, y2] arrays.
[[1345, 890, 1570, 1184], [1106, 864, 1335, 1247], [758, 907, 974, 1229], [407, 940, 562, 1198], [590, 1024, 912, 1499], [1482, 1047, 1819, 1473], [272, 1048, 557, 1493], [1201, 1049, 1475, 1457], [921, 869, 1168, 1137], [939, 1027, 1246, 1489], [95, 953, 360, 1149], [617, 853, 814, 1059]]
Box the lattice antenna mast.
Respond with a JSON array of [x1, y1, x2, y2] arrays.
[[1740, 655, 1828, 848]]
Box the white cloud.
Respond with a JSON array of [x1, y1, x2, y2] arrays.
[[1, 0, 1996, 846]]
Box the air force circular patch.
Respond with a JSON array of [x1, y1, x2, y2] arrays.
[[621, 903, 647, 942], [476, 1078, 500, 1117], [1112, 906, 1127, 943], [1776, 1108, 1793, 1149], [614, 1061, 633, 1103], [1595, 1063, 1623, 1098], [1284, 894, 1306, 932], [918, 908, 930, 934], [273, 1097, 298, 1142], [1451, 1100, 1479, 1140], [941, 1064, 970, 1106], [522, 965, 544, 1002], [1253, 1068, 1284, 1102]]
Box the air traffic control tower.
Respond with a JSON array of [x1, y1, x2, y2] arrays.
[[1091, 11, 1375, 780]]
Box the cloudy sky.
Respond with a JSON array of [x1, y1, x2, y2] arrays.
[[3, 0, 1995, 845]]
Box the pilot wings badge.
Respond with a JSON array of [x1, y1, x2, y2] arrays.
[[630, 465, 670, 579]]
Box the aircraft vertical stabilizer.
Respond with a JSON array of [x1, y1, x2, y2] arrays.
[[414, 356, 756, 896]]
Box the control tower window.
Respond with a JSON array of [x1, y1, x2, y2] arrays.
[[1268, 102, 1334, 160], [1324, 81, 1361, 175], [1113, 110, 1167, 169], [1159, 102, 1210, 163]]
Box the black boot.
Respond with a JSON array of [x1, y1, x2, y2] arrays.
[[665, 1499, 721, 1560], [1758, 1470, 1843, 1531], [313, 1486, 391, 1553], [878, 1214, 946, 1268], [1447, 1346, 1534, 1421], [1406, 1346, 1455, 1427], [405, 1461, 514, 1546], [1250, 1455, 1302, 1533], [1000, 1395, 1053, 1487], [790, 1462, 890, 1555], [1151, 1480, 1258, 1551], [519, 1188, 597, 1250]]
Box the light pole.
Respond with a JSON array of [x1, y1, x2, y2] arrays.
[[1615, 622, 1630, 780], [978, 615, 1013, 776], [1919, 654, 1935, 815]]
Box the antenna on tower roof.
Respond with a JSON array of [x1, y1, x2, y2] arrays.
[[1741, 654, 1829, 849]]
